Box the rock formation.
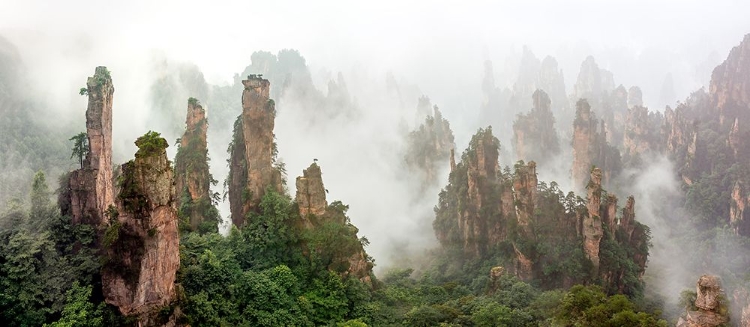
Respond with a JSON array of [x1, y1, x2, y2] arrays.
[[580, 168, 604, 275], [63, 66, 115, 226], [228, 76, 284, 227], [627, 86, 643, 108], [295, 163, 327, 219], [434, 127, 505, 257], [572, 100, 596, 188], [294, 163, 373, 284], [677, 275, 729, 327], [710, 33, 750, 127], [730, 181, 750, 236], [538, 56, 568, 111], [404, 105, 455, 193], [622, 105, 663, 162], [102, 132, 180, 324], [512, 161, 537, 280], [174, 98, 219, 233], [512, 90, 561, 164], [571, 99, 622, 189], [573, 56, 614, 115], [435, 128, 646, 291]]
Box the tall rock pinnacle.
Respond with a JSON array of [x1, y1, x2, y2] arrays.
[[63, 66, 115, 226], [296, 162, 327, 219], [102, 132, 180, 324], [228, 76, 284, 227], [174, 98, 219, 233]]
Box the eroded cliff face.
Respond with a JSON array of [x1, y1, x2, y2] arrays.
[[677, 275, 729, 327], [102, 133, 180, 324], [228, 76, 284, 227], [711, 34, 750, 127], [512, 90, 561, 164], [64, 66, 115, 226], [174, 98, 218, 232], [294, 163, 373, 284]]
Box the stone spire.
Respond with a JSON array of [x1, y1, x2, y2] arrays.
[[64, 66, 115, 226]]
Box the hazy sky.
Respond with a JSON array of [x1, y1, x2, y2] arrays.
[[3, 0, 748, 84]]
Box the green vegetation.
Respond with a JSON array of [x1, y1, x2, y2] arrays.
[[78, 87, 88, 96], [68, 132, 88, 169], [0, 173, 101, 326], [92, 67, 111, 87], [187, 97, 199, 106], [134, 130, 168, 158]]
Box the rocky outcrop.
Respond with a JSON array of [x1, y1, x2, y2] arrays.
[[294, 163, 373, 284], [434, 127, 506, 257], [627, 86, 643, 108], [404, 105, 455, 193], [512, 90, 561, 163], [664, 104, 699, 184], [728, 117, 740, 158], [512, 161, 537, 280], [623, 105, 663, 161], [538, 56, 568, 111], [581, 168, 604, 275], [435, 127, 646, 291], [710, 34, 750, 126], [64, 66, 115, 226], [730, 181, 750, 236], [572, 99, 596, 188], [295, 163, 327, 219], [571, 99, 621, 189], [573, 56, 614, 115], [677, 275, 729, 327], [228, 76, 284, 227], [102, 132, 180, 324], [174, 98, 218, 232]]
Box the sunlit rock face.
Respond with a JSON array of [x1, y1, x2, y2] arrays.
[[64, 66, 115, 226], [228, 76, 283, 227], [102, 134, 180, 325], [677, 275, 729, 327], [512, 89, 560, 164], [174, 99, 214, 231]]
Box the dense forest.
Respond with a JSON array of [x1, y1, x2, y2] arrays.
[[2, 8, 750, 325]]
